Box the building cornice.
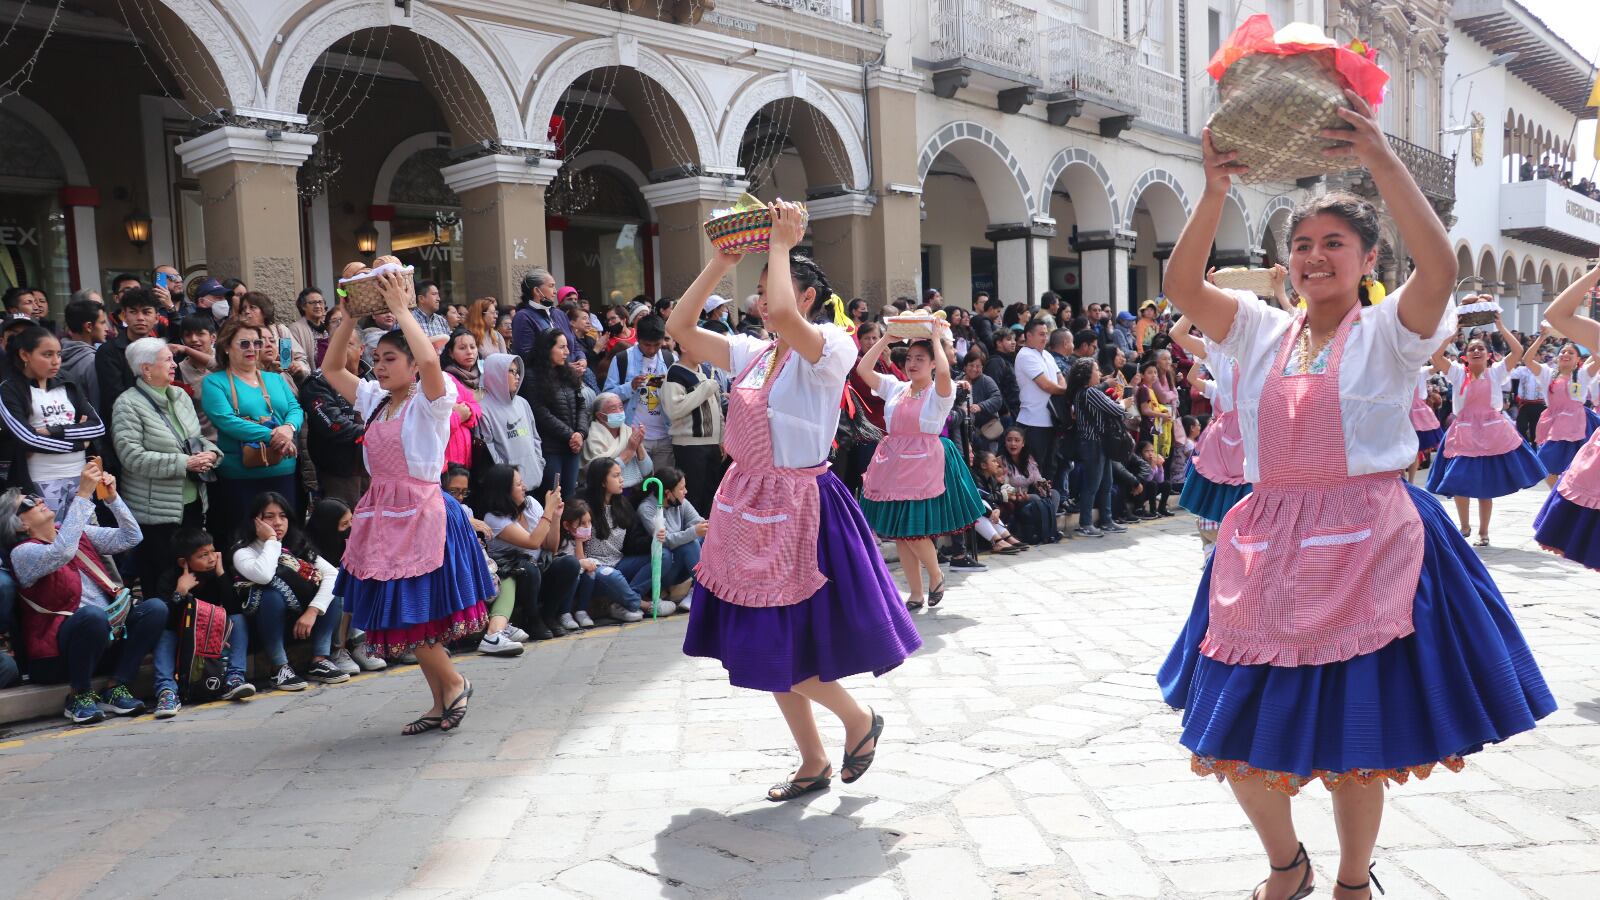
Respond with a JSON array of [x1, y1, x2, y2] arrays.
[[806, 192, 876, 219], [639, 176, 751, 208], [440, 154, 563, 193], [174, 127, 318, 175]]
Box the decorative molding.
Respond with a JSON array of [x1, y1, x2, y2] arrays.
[[916, 121, 1036, 222], [639, 176, 750, 208], [156, 0, 262, 108], [527, 39, 719, 168], [1258, 195, 1298, 248], [716, 70, 869, 189], [440, 154, 562, 194], [1038, 146, 1117, 232], [1218, 186, 1254, 252], [865, 66, 925, 94], [682, 63, 759, 128], [1122, 168, 1192, 234], [806, 192, 875, 219], [461, 17, 571, 101], [174, 127, 318, 175]]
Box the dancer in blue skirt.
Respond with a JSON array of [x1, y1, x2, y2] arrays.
[[1534, 264, 1600, 569], [668, 202, 920, 802], [1159, 100, 1553, 900], [1169, 315, 1251, 556], [1521, 324, 1600, 486]]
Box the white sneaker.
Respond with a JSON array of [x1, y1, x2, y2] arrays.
[[559, 613, 579, 631], [329, 649, 361, 675], [502, 624, 532, 643], [645, 599, 677, 617], [609, 603, 644, 623], [478, 632, 525, 657], [573, 611, 595, 628], [677, 594, 692, 612], [349, 642, 388, 671]]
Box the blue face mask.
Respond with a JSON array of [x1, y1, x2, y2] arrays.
[[606, 412, 625, 429]]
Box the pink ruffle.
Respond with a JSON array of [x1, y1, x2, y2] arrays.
[[694, 563, 826, 609], [1557, 474, 1600, 511], [1199, 615, 1416, 667]]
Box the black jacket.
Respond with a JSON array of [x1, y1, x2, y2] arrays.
[[985, 354, 1021, 417], [300, 372, 366, 478], [0, 373, 105, 490], [522, 368, 590, 449]]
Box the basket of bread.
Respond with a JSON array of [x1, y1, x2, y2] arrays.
[[337, 259, 417, 317], [884, 309, 951, 341]]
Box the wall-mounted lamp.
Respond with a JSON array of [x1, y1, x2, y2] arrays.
[[123, 209, 152, 249], [355, 222, 378, 257]]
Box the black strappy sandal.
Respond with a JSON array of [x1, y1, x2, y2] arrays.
[[402, 715, 442, 736], [767, 765, 831, 802], [1336, 863, 1384, 897], [927, 580, 946, 608], [905, 597, 925, 610], [840, 709, 884, 784], [1250, 842, 1314, 900], [440, 678, 473, 731]]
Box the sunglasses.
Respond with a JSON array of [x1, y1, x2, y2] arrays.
[[235, 339, 264, 349], [17, 494, 44, 513]]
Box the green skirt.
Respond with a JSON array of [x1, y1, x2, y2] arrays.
[[860, 438, 987, 539]]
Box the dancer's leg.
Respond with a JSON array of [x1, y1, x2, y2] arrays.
[[791, 677, 876, 758], [1478, 498, 1493, 540], [412, 644, 460, 718], [903, 538, 941, 591], [1229, 777, 1312, 899], [1330, 781, 1384, 897], [895, 540, 924, 602], [772, 691, 830, 787], [1453, 496, 1470, 533]]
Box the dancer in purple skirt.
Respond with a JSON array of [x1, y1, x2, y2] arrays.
[[669, 201, 921, 802]]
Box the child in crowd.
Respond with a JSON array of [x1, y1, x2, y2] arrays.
[[1135, 440, 1173, 518], [151, 527, 244, 717], [622, 467, 705, 610], [1166, 416, 1199, 496], [229, 492, 345, 690], [305, 498, 384, 674], [559, 498, 645, 623], [472, 463, 582, 641]]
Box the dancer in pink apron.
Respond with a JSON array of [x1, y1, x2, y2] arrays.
[[1534, 264, 1600, 569], [1159, 110, 1552, 900], [1424, 316, 1544, 546], [669, 202, 919, 803], [1406, 363, 1445, 481], [1521, 325, 1600, 484], [1170, 315, 1252, 555], [322, 266, 495, 735], [855, 331, 985, 609]]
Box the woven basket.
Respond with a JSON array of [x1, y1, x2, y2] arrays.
[[339, 268, 418, 318], [885, 317, 949, 340], [1457, 309, 1499, 328], [1212, 267, 1277, 296], [704, 205, 808, 255], [1208, 52, 1360, 185]]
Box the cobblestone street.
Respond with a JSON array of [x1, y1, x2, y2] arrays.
[[2, 486, 1597, 900]]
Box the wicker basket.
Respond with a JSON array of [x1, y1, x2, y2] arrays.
[[885, 316, 950, 340], [1457, 300, 1500, 328], [1208, 52, 1361, 185], [704, 205, 808, 255], [1212, 267, 1277, 296], [338, 265, 417, 317]]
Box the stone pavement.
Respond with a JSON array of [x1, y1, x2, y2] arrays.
[[1, 485, 1597, 900]]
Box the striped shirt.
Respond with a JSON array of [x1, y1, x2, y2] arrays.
[[1073, 384, 1125, 438]]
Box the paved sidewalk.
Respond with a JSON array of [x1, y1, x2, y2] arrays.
[[1, 487, 1597, 899]]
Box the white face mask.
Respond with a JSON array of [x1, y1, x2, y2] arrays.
[[210, 300, 230, 320]]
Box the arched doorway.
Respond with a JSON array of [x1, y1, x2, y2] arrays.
[[1040, 149, 1117, 315], [383, 142, 466, 298], [917, 124, 1035, 306], [551, 164, 650, 306], [0, 107, 73, 303], [1124, 171, 1190, 308]]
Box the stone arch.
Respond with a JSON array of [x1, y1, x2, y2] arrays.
[[1521, 258, 1537, 285], [1455, 242, 1476, 284], [1216, 187, 1253, 254], [917, 122, 1035, 223], [1259, 196, 1296, 248], [1477, 248, 1498, 289], [267, 0, 523, 140], [1037, 147, 1117, 232], [570, 150, 651, 196], [1540, 261, 1554, 293], [374, 132, 453, 205], [717, 72, 867, 190], [145, 0, 261, 109], [525, 38, 716, 167], [1123, 168, 1191, 242], [1557, 266, 1570, 292], [0, 94, 87, 184]]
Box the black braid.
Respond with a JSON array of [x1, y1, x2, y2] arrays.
[[789, 253, 836, 324]]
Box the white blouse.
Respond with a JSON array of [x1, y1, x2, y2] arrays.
[[1200, 341, 1236, 414], [1445, 360, 1509, 412], [1534, 365, 1592, 403], [725, 325, 857, 469], [873, 376, 954, 436], [355, 378, 459, 482], [1217, 287, 1457, 480]]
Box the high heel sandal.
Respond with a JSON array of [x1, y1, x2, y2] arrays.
[[840, 709, 884, 784], [927, 579, 946, 608], [767, 765, 831, 802], [1250, 842, 1314, 900], [439, 678, 473, 731], [1336, 863, 1384, 897]]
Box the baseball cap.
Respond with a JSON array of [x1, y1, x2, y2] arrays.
[[702, 294, 732, 315], [193, 278, 228, 299], [1116, 310, 1136, 322]]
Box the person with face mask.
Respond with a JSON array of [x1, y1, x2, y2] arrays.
[[190, 278, 231, 322], [602, 314, 675, 472], [583, 392, 652, 490]]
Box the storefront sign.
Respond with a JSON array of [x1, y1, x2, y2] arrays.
[[703, 11, 758, 33], [0, 224, 38, 246]]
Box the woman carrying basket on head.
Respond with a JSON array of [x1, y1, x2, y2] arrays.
[[323, 262, 496, 735], [668, 202, 920, 803], [1520, 323, 1600, 486], [1157, 95, 1553, 900], [1533, 264, 1600, 569]]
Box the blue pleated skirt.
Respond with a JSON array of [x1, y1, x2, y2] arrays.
[[1415, 426, 1445, 454], [1177, 460, 1252, 522], [1534, 408, 1600, 476], [1425, 434, 1545, 499], [336, 493, 495, 657], [684, 470, 923, 692], [860, 438, 987, 539], [1533, 487, 1600, 571], [1158, 482, 1554, 787]]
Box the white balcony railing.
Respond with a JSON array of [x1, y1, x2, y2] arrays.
[[1044, 20, 1136, 103], [931, 0, 1039, 77], [1138, 64, 1184, 132], [755, 0, 853, 21]]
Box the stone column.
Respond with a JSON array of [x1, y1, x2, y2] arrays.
[[640, 176, 748, 299], [1151, 243, 1174, 297], [987, 223, 1055, 308], [58, 186, 101, 296], [859, 68, 925, 306], [441, 154, 562, 303], [806, 192, 877, 303], [175, 126, 318, 316], [1077, 230, 1136, 313]]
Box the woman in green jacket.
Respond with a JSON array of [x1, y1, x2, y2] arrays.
[[200, 320, 304, 541], [113, 337, 221, 597]]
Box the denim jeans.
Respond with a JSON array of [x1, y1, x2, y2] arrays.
[[156, 610, 253, 692], [575, 565, 643, 613], [29, 598, 166, 692], [615, 541, 697, 602], [1076, 439, 1115, 529], [251, 586, 342, 666], [543, 450, 582, 500], [0, 566, 15, 646]]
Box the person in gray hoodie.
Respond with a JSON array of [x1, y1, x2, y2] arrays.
[[59, 299, 109, 410], [479, 353, 545, 490]]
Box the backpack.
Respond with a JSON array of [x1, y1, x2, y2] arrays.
[[175, 595, 232, 703]]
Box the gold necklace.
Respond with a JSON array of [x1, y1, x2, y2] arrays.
[[1296, 325, 1337, 375]]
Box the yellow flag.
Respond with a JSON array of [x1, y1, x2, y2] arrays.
[[1589, 72, 1600, 107]]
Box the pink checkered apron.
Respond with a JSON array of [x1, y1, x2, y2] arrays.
[[861, 385, 944, 502], [342, 397, 447, 580], [1409, 373, 1441, 430], [1556, 431, 1600, 511], [1203, 307, 1424, 666], [695, 344, 828, 608], [1192, 359, 1246, 486], [1536, 372, 1587, 444], [1443, 369, 1523, 457]]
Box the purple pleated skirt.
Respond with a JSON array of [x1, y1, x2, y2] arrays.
[[683, 469, 923, 692]]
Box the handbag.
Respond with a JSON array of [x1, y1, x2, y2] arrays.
[[138, 386, 217, 483], [228, 372, 286, 468], [979, 417, 1004, 441], [24, 548, 133, 639]]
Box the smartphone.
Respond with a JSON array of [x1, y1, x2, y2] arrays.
[[88, 455, 110, 500], [154, 271, 170, 290]]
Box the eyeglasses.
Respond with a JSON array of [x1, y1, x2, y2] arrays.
[[17, 494, 44, 513], [235, 339, 264, 349]]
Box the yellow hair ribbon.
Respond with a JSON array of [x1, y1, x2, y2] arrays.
[[828, 292, 855, 334], [1365, 276, 1386, 305]]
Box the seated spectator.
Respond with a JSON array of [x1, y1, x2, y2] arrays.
[[0, 561, 17, 689], [112, 337, 221, 599], [584, 392, 653, 490], [472, 464, 581, 642], [559, 498, 639, 624], [478, 354, 544, 488], [305, 497, 384, 673], [229, 492, 344, 691], [444, 466, 525, 652], [150, 527, 244, 717], [0, 325, 106, 516], [579, 456, 675, 617], [439, 331, 482, 469], [973, 450, 1056, 546], [202, 320, 303, 540], [1000, 427, 1062, 538], [233, 291, 309, 382], [8, 461, 158, 724], [661, 345, 724, 517], [622, 466, 704, 611]]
